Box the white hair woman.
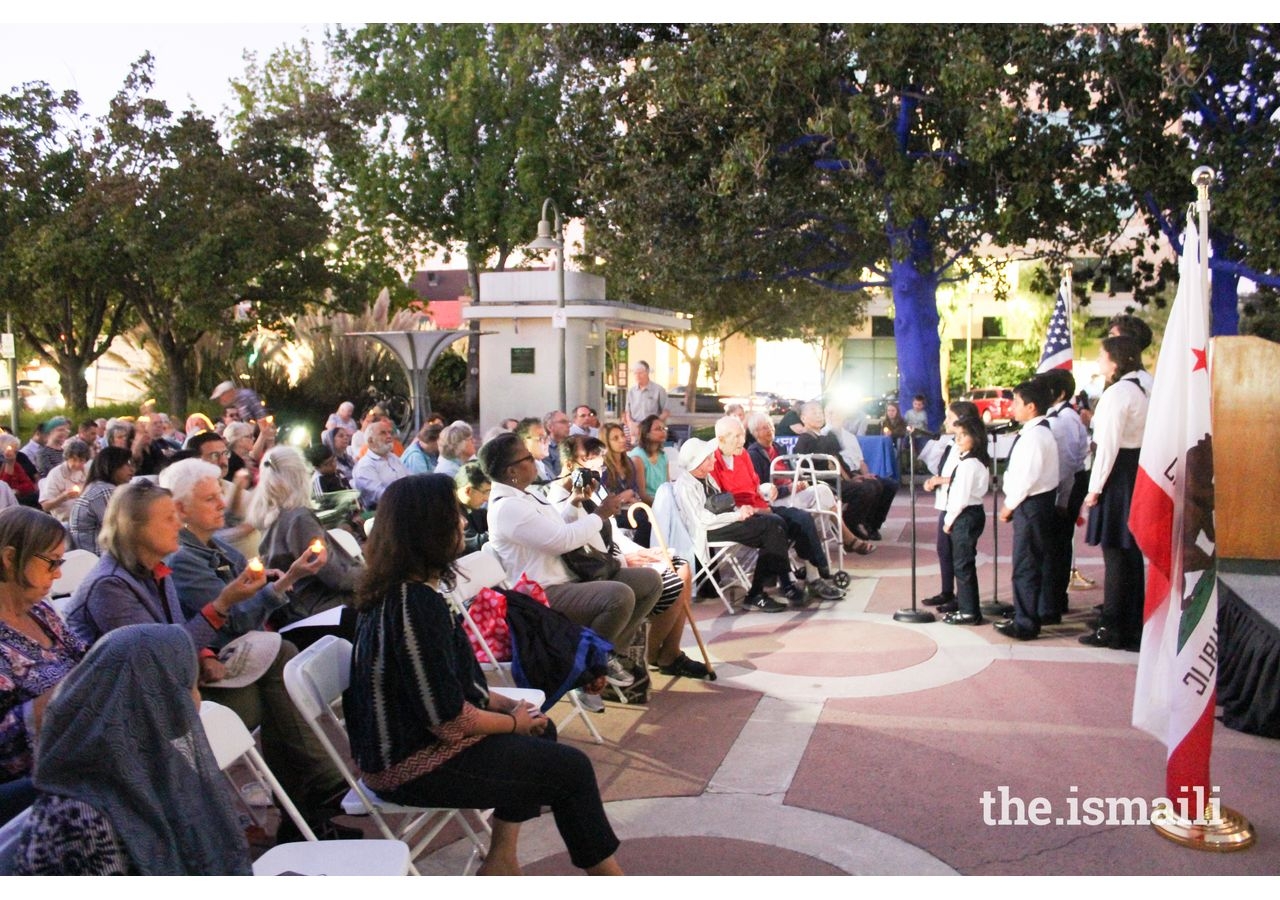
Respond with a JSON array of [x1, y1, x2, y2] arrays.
[[432, 420, 476, 479], [247, 446, 361, 648], [160, 458, 348, 839]]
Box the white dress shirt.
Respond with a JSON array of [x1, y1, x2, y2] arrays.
[[944, 454, 990, 529], [1002, 417, 1059, 510], [487, 481, 606, 587], [1046, 400, 1091, 505], [1088, 375, 1150, 495], [930, 438, 961, 512]]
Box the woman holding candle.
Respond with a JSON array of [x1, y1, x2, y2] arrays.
[[159, 458, 350, 839], [38, 439, 91, 525], [248, 447, 361, 647]]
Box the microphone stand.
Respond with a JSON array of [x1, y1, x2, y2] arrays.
[[895, 428, 935, 624], [982, 423, 1018, 618]]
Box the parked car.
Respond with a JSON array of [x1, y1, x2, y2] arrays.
[[718, 391, 794, 416], [963, 387, 1015, 423], [0, 380, 63, 413], [666, 390, 727, 413]]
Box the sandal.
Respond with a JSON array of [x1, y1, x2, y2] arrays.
[[843, 539, 876, 555], [658, 652, 710, 679]]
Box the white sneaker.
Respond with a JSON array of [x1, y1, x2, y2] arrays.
[[605, 654, 635, 687], [575, 689, 605, 713]]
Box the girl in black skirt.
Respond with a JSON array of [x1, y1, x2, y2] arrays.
[[1081, 335, 1150, 649]]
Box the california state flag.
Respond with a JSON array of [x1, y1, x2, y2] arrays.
[[1129, 217, 1217, 813]]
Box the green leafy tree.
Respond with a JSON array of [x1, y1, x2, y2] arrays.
[[0, 83, 134, 412], [329, 24, 579, 410], [563, 25, 1133, 425], [1091, 24, 1280, 336], [561, 25, 874, 406], [104, 57, 334, 416]]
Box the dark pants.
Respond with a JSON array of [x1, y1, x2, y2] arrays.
[[1101, 546, 1145, 645], [709, 513, 791, 595], [840, 475, 897, 532], [1011, 491, 1056, 634], [770, 505, 829, 577], [381, 727, 619, 871], [936, 511, 954, 597], [950, 506, 986, 617], [1043, 471, 1090, 616]]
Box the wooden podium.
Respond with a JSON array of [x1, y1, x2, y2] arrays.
[[1212, 336, 1280, 561], [1211, 335, 1280, 740]]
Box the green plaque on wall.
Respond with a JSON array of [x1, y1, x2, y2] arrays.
[[510, 347, 535, 374]]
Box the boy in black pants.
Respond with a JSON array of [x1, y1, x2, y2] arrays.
[[994, 380, 1060, 640]]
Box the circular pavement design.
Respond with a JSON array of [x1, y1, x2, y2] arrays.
[[708, 619, 937, 677]]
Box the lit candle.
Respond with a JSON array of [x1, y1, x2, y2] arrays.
[[69, 484, 81, 494], [309, 539, 324, 555], [247, 557, 264, 574]]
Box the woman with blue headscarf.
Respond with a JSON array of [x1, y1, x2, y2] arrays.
[[9, 624, 251, 875]]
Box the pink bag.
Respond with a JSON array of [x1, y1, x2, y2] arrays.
[[466, 586, 511, 662], [511, 573, 550, 607]]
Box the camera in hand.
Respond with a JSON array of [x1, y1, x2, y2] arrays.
[[571, 467, 601, 492]]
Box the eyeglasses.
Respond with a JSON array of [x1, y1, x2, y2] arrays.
[[509, 454, 535, 468], [33, 553, 66, 573], [202, 450, 230, 461]]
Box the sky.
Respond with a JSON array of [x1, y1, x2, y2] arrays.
[[3, 5, 1224, 121], [0, 23, 325, 120]]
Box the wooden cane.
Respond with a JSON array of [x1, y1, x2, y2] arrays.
[[627, 501, 716, 680]]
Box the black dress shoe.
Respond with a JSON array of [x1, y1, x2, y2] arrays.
[[867, 529, 883, 541], [993, 620, 1038, 641], [943, 612, 984, 626], [1078, 627, 1123, 648], [1039, 613, 1062, 626], [983, 601, 1015, 618], [922, 592, 955, 607], [852, 522, 872, 541], [937, 600, 959, 613]]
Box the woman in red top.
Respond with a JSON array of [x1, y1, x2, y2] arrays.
[[0, 435, 39, 507], [708, 416, 844, 604]]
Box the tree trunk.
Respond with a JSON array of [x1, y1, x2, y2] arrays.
[[683, 334, 704, 413], [59, 358, 89, 414], [160, 336, 190, 419], [890, 219, 944, 431], [1210, 234, 1240, 337], [465, 258, 481, 416]]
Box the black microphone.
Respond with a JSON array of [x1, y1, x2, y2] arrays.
[[988, 421, 1021, 436], [907, 426, 942, 440]]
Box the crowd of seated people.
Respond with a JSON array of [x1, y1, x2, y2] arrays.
[[0, 391, 891, 875]]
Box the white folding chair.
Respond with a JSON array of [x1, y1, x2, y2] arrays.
[[449, 548, 604, 744], [282, 636, 489, 876], [199, 700, 316, 840], [253, 839, 411, 876], [47, 548, 99, 619], [326, 527, 364, 563]]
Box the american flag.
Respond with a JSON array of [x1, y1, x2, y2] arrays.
[[1036, 280, 1073, 372]]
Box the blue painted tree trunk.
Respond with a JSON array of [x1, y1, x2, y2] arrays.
[[1209, 233, 1240, 337], [890, 219, 945, 431]]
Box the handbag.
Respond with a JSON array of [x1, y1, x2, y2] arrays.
[[561, 506, 622, 582], [704, 488, 736, 515]]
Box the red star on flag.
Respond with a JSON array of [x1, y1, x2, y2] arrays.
[[1191, 347, 1207, 371]]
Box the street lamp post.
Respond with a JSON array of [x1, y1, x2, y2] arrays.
[[526, 199, 567, 412]]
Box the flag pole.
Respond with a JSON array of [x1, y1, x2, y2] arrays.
[[1063, 263, 1095, 590], [1149, 166, 1253, 852]]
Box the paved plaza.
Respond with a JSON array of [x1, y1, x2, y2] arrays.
[[397, 486, 1280, 877]]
